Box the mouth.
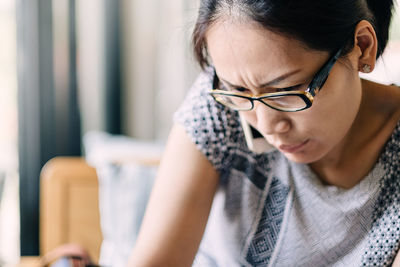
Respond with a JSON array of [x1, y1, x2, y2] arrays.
[[278, 139, 309, 153]]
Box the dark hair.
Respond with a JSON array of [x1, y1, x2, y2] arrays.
[[192, 0, 395, 69]]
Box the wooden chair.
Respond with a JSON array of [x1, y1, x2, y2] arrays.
[[40, 157, 103, 264]]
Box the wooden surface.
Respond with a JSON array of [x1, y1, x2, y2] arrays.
[[40, 157, 103, 264], [17, 257, 41, 267]]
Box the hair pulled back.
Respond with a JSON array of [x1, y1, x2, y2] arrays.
[[192, 0, 395, 69]]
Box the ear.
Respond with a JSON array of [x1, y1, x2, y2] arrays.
[[353, 20, 378, 73]]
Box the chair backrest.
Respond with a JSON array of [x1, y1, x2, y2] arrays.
[[40, 157, 103, 263]]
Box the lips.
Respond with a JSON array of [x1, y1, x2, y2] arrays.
[[279, 139, 309, 153]]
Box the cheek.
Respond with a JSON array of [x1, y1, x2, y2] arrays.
[[240, 111, 257, 127], [311, 63, 361, 120], [304, 72, 362, 144]]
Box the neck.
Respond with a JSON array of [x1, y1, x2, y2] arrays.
[[309, 138, 359, 189], [309, 79, 398, 189]]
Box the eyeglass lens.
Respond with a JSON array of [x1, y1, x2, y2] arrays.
[[215, 94, 307, 111]]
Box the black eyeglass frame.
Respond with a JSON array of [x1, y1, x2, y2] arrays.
[[209, 45, 344, 112]]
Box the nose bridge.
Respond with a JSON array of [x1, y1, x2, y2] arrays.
[[254, 101, 290, 135], [254, 98, 271, 110]]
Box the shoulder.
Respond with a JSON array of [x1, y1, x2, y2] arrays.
[[385, 84, 400, 126], [173, 68, 247, 172], [361, 80, 400, 131], [362, 79, 400, 111]]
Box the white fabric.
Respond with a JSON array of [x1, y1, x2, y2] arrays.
[[83, 131, 163, 267]]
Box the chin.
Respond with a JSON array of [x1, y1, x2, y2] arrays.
[[280, 140, 327, 164], [282, 150, 324, 164], [284, 155, 313, 164]]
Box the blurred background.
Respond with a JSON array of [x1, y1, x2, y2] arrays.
[[0, 0, 200, 264], [0, 0, 399, 265]]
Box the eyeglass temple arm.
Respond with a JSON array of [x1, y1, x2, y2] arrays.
[[308, 47, 344, 95]]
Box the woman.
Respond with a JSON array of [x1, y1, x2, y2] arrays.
[[129, 0, 400, 266]]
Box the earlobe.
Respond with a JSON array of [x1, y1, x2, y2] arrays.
[[353, 20, 378, 73]]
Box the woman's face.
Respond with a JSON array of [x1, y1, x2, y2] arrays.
[[206, 20, 362, 164]]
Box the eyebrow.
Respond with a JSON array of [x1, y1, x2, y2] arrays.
[[219, 69, 302, 89]]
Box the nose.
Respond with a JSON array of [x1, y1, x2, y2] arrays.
[[254, 101, 291, 135]]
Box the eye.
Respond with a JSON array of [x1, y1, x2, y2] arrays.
[[220, 82, 250, 93], [276, 83, 305, 92], [232, 87, 248, 93]]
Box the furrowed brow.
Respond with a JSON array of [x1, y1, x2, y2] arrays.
[[219, 69, 302, 89]]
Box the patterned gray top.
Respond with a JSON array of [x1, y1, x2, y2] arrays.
[[173, 68, 400, 267]]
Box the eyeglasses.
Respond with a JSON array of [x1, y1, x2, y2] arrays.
[[209, 46, 344, 112]]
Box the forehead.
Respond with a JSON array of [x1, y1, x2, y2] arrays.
[[207, 19, 308, 57], [205, 20, 327, 82]]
